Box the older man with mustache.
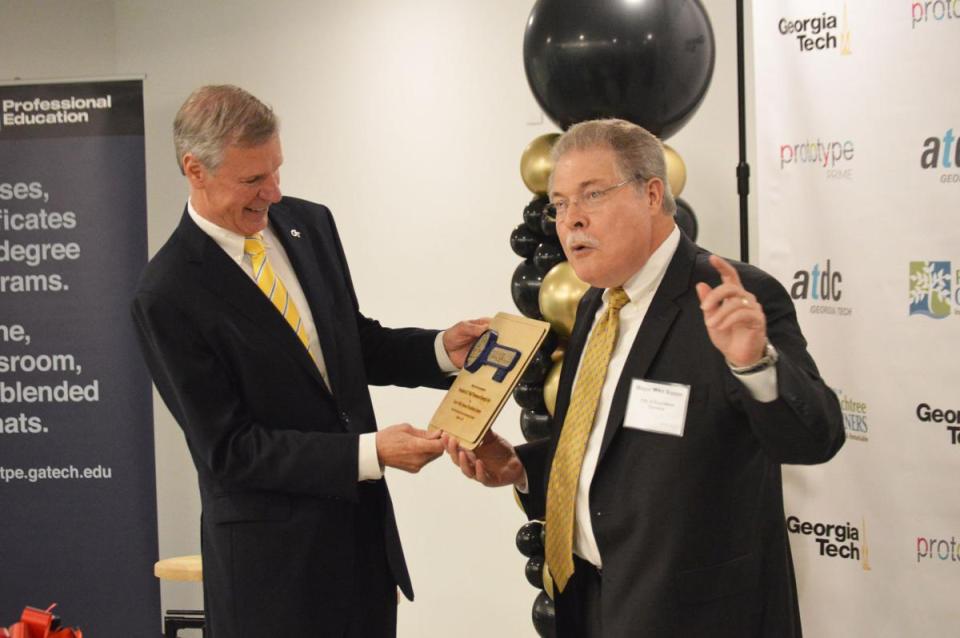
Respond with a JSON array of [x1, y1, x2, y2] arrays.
[[444, 119, 844, 638]]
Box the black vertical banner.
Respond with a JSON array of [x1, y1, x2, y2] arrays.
[[0, 80, 159, 635]]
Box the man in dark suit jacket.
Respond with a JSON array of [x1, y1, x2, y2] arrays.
[[132, 85, 485, 638], [443, 119, 844, 637]]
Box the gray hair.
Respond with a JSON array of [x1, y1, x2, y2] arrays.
[[550, 118, 676, 215], [173, 85, 278, 174]]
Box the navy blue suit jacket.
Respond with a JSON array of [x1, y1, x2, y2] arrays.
[[132, 197, 448, 637]]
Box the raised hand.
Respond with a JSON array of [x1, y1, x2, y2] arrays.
[[695, 254, 768, 368]]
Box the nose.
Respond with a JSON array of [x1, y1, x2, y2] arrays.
[[559, 201, 588, 228], [260, 170, 282, 203]]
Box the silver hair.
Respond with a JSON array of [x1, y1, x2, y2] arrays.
[[173, 85, 278, 175], [550, 118, 677, 215]]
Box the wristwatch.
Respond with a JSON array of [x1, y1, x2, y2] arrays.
[[728, 341, 778, 375]]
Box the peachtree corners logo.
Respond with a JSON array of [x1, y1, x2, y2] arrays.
[[778, 3, 852, 55], [787, 515, 871, 570], [917, 533, 960, 565], [912, 0, 960, 29], [909, 261, 958, 318], [836, 388, 868, 442]]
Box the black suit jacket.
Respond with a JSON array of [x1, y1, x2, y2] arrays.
[[132, 197, 449, 637], [517, 234, 844, 638]]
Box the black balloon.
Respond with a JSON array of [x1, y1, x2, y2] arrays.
[[523, 0, 715, 139], [511, 223, 542, 259], [531, 591, 557, 638], [521, 409, 553, 442], [516, 521, 546, 557], [513, 382, 547, 411], [539, 330, 559, 357], [520, 349, 551, 384], [525, 555, 546, 589], [524, 195, 550, 232], [511, 260, 545, 319], [533, 240, 565, 274], [540, 207, 557, 237], [675, 197, 699, 241]]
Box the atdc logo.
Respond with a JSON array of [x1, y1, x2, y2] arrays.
[[916, 534, 960, 564], [911, 0, 960, 29], [920, 129, 960, 184], [787, 515, 871, 570], [778, 4, 852, 55], [909, 261, 958, 319], [836, 389, 868, 442], [915, 402, 960, 444], [790, 260, 852, 316], [779, 139, 854, 179]]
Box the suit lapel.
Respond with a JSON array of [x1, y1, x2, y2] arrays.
[[268, 205, 343, 396], [596, 234, 698, 464], [176, 209, 330, 395]]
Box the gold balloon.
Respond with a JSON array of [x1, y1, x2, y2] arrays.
[[543, 359, 562, 417], [520, 133, 561, 195], [539, 261, 589, 338], [663, 144, 687, 198]]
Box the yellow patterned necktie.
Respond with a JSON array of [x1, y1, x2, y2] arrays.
[[545, 286, 630, 593], [244, 234, 310, 352]]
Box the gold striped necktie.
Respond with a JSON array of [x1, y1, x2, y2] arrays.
[[244, 234, 310, 352], [545, 286, 630, 593]]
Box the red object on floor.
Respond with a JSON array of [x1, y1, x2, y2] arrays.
[[1, 605, 82, 638]]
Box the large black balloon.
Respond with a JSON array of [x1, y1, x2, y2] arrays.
[[523, 0, 715, 139], [525, 555, 546, 589], [511, 260, 545, 319], [511, 223, 542, 259], [516, 521, 546, 557], [531, 591, 557, 637], [520, 349, 552, 384], [524, 195, 551, 232], [533, 240, 565, 274], [513, 382, 547, 411], [520, 409, 552, 441], [675, 197, 699, 241]]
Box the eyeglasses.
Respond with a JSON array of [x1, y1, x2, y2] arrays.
[[547, 176, 641, 221]]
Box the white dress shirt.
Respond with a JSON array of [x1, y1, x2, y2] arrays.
[[566, 226, 778, 567], [187, 202, 456, 482]]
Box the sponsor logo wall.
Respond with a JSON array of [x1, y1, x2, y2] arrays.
[[753, 2, 958, 635]]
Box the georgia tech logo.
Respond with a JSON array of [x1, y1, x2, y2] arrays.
[[777, 4, 852, 55], [915, 402, 960, 444], [787, 515, 871, 570], [909, 261, 957, 319]]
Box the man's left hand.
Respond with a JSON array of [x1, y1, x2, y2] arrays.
[[696, 255, 767, 368], [442, 318, 490, 368]]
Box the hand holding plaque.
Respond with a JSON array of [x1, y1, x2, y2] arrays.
[[430, 313, 550, 449]]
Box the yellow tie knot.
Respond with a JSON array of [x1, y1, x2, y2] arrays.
[[244, 234, 266, 257], [607, 286, 630, 311]]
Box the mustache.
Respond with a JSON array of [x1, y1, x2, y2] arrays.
[[564, 231, 600, 251]]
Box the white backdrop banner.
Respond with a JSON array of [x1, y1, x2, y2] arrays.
[[752, 1, 959, 635]]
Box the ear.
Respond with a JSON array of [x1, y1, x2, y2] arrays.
[[182, 153, 208, 190], [644, 177, 665, 211]]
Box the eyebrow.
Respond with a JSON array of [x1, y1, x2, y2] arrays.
[[550, 178, 602, 198]]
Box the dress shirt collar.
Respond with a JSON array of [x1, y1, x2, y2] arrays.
[[187, 199, 248, 265], [602, 224, 681, 306]]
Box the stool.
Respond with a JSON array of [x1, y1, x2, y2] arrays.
[[154, 555, 205, 638]]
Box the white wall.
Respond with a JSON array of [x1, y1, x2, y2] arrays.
[[2, 1, 752, 635]]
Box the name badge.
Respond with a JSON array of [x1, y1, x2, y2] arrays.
[[623, 378, 691, 437]]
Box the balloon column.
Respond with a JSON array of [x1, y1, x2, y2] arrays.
[[511, 2, 714, 635]]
